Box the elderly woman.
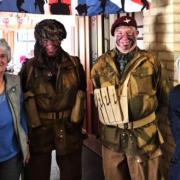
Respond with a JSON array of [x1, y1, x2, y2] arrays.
[[0, 39, 29, 180]]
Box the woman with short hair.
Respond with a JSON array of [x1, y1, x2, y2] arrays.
[[0, 38, 29, 180]]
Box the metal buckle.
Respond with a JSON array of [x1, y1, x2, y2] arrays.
[[123, 122, 133, 129], [56, 112, 60, 119], [51, 112, 61, 119], [123, 123, 128, 129], [51, 113, 56, 119]]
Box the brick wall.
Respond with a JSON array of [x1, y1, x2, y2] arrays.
[[143, 1, 180, 179]]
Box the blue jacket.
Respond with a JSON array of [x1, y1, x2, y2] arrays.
[[169, 85, 180, 180]]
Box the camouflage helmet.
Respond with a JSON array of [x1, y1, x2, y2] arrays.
[[34, 19, 67, 44]]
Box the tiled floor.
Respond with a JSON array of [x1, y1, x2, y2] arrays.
[[50, 145, 104, 180]]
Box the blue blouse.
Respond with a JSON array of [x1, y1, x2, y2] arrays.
[[0, 92, 27, 162]]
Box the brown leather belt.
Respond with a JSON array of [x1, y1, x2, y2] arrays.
[[39, 110, 71, 120]]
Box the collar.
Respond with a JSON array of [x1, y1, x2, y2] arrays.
[[114, 46, 138, 61], [4, 73, 19, 92], [34, 48, 68, 68]]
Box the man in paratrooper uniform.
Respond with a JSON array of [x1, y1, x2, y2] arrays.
[[91, 16, 169, 180], [20, 19, 86, 180]]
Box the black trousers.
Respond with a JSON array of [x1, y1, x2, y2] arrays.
[[0, 153, 23, 180], [24, 148, 82, 180]]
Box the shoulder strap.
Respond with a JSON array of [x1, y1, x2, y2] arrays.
[[120, 56, 147, 96]]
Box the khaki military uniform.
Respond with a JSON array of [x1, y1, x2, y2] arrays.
[[20, 49, 86, 180], [91, 47, 169, 180]]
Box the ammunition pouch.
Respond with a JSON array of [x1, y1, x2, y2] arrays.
[[70, 90, 86, 124], [24, 91, 41, 128], [94, 85, 128, 125]]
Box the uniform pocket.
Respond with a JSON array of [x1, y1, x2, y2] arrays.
[[134, 123, 159, 153], [130, 66, 155, 96], [101, 125, 121, 151]]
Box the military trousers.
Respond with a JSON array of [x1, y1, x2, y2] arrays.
[[24, 148, 82, 180], [102, 145, 161, 180]]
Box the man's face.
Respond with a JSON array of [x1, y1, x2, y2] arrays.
[[42, 39, 60, 57], [114, 26, 139, 53]]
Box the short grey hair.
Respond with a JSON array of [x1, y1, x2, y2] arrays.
[[0, 38, 11, 62]]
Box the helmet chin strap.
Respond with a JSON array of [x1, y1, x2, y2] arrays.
[[116, 40, 137, 54]]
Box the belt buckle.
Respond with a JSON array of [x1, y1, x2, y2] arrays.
[[123, 123, 128, 129], [58, 112, 64, 119], [57, 112, 59, 119], [51, 113, 56, 119], [123, 122, 133, 129], [54, 112, 60, 119]]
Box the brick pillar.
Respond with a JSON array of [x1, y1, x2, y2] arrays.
[[143, 1, 180, 179]]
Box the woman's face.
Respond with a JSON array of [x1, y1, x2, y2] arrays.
[[0, 48, 8, 73], [42, 39, 60, 57]]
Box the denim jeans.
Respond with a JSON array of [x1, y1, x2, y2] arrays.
[[0, 153, 23, 180]]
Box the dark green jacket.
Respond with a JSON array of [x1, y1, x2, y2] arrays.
[[20, 49, 86, 155], [91, 48, 170, 156]]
